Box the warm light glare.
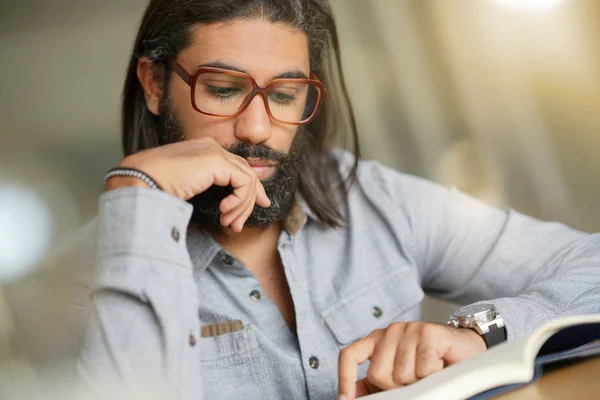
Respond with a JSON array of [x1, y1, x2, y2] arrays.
[[491, 0, 568, 11], [0, 184, 54, 282]]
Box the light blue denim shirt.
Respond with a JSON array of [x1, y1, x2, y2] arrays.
[[74, 150, 600, 399]]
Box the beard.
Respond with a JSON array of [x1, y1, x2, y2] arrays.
[[157, 95, 300, 232]]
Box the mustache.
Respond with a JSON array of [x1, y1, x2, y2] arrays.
[[224, 142, 287, 163]]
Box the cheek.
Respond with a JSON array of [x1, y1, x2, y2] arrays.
[[177, 102, 237, 142], [182, 113, 235, 142], [272, 125, 299, 153]]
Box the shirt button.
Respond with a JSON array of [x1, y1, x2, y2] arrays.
[[189, 334, 197, 347], [372, 306, 383, 318], [222, 254, 234, 266], [309, 356, 320, 369], [249, 290, 262, 302], [171, 227, 180, 242]]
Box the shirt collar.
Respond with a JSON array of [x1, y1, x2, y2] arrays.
[[186, 228, 221, 276], [186, 197, 312, 274]]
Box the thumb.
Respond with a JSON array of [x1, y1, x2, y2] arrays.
[[355, 379, 370, 398], [353, 378, 381, 399]]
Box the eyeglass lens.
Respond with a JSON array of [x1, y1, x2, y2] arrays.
[[194, 72, 320, 123]]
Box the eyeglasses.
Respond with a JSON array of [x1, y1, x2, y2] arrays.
[[168, 57, 328, 126]]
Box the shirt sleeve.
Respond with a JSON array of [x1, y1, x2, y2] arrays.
[[77, 187, 203, 399], [366, 160, 600, 339]]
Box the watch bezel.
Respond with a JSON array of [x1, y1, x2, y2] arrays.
[[449, 304, 497, 328]]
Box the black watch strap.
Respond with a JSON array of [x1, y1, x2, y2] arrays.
[[482, 324, 507, 348]]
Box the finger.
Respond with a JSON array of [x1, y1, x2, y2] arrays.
[[209, 164, 249, 205], [221, 175, 259, 230], [354, 378, 381, 398], [219, 194, 244, 214], [230, 196, 257, 233], [339, 330, 385, 400], [366, 326, 403, 390], [212, 161, 254, 200], [392, 325, 420, 385], [227, 163, 263, 213], [227, 154, 270, 208], [217, 171, 255, 227], [415, 344, 444, 379], [228, 168, 271, 227], [220, 194, 253, 229], [254, 180, 271, 208]]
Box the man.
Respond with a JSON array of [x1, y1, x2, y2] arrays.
[[70, 0, 600, 399]]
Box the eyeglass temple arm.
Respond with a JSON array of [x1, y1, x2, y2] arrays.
[[310, 73, 328, 101], [168, 57, 193, 86]]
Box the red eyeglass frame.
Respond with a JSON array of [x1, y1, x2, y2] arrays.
[[168, 57, 328, 126]]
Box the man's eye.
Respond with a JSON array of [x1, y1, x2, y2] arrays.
[[207, 86, 240, 97], [270, 92, 295, 104]]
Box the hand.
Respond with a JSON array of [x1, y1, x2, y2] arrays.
[[338, 322, 486, 399], [105, 137, 271, 232]]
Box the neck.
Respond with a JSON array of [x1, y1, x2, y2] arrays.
[[210, 221, 283, 263]]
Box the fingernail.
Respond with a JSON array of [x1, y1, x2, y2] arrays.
[[339, 395, 348, 400]]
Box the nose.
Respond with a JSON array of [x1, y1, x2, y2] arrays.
[[234, 94, 272, 144]]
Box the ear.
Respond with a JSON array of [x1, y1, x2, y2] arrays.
[[137, 57, 163, 116]]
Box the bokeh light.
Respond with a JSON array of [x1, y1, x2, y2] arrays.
[[490, 0, 569, 12], [0, 184, 54, 282]]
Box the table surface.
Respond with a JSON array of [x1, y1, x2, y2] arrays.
[[494, 356, 600, 399]]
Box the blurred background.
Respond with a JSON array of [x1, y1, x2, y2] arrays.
[[1, 0, 599, 396]]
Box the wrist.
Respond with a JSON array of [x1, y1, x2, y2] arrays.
[[459, 327, 487, 353], [118, 154, 143, 169], [105, 158, 162, 192], [105, 176, 150, 192]]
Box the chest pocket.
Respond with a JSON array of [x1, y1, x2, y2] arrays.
[[199, 325, 272, 400], [320, 269, 425, 346], [199, 324, 259, 363]]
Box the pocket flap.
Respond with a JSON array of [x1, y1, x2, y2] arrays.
[[320, 270, 424, 345]]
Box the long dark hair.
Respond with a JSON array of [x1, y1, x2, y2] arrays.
[[122, 0, 360, 228]]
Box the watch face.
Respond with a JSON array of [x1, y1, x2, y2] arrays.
[[451, 303, 495, 319]]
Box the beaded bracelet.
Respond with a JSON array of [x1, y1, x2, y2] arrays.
[[105, 167, 163, 191]]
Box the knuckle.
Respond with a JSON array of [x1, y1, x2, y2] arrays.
[[386, 322, 404, 335], [393, 363, 416, 384], [417, 347, 438, 361], [415, 348, 440, 379], [338, 346, 352, 363], [369, 328, 385, 339], [232, 153, 249, 165], [415, 356, 442, 379], [406, 321, 424, 331], [419, 323, 439, 341], [367, 365, 390, 385]]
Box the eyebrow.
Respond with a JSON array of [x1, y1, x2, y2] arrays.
[[196, 61, 309, 80]]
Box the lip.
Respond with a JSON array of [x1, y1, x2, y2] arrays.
[[245, 158, 276, 168]]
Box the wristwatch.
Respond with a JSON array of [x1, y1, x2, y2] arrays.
[[447, 304, 507, 348]]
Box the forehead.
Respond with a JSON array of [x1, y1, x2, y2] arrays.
[[180, 20, 310, 82]]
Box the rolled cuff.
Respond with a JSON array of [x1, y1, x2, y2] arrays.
[[97, 187, 193, 267]]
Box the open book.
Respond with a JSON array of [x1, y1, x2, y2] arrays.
[[364, 314, 600, 400]]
